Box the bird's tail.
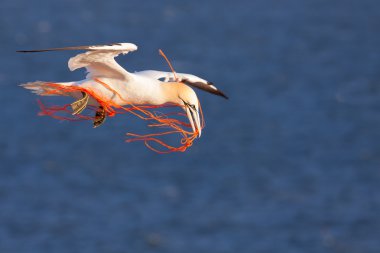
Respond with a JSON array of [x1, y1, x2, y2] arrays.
[[21, 81, 74, 96]]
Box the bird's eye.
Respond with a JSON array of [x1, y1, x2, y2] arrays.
[[190, 104, 196, 110]]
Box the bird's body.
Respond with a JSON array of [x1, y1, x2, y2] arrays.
[[62, 75, 165, 106], [19, 42, 227, 152]]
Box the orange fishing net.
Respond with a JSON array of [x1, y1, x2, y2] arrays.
[[35, 79, 204, 153]]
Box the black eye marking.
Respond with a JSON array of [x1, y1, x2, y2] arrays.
[[179, 97, 197, 111]]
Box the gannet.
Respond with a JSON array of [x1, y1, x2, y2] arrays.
[[18, 42, 227, 139]]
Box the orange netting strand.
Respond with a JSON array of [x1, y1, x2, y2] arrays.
[[37, 100, 97, 121], [159, 49, 177, 80], [35, 80, 204, 153]]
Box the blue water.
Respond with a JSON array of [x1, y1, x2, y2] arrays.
[[1, 0, 380, 252]]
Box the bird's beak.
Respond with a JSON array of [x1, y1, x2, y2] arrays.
[[185, 105, 202, 138]]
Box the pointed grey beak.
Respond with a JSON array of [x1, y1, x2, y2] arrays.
[[185, 105, 202, 138]]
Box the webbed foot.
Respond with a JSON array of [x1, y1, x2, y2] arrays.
[[71, 92, 89, 115], [93, 106, 106, 128]]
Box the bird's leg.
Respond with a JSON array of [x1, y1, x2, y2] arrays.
[[71, 92, 89, 115], [93, 106, 106, 128]]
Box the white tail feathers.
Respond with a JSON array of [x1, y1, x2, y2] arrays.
[[20, 81, 73, 96], [21, 81, 47, 95]]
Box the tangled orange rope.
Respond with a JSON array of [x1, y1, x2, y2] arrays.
[[35, 79, 204, 153]]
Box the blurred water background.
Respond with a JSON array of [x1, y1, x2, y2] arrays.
[[1, 0, 380, 252]]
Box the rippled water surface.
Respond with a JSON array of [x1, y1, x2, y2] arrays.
[[1, 0, 380, 252]]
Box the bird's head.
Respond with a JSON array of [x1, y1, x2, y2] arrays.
[[175, 83, 202, 138]]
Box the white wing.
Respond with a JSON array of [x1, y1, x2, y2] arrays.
[[135, 70, 207, 83], [135, 70, 228, 99], [18, 43, 138, 80]]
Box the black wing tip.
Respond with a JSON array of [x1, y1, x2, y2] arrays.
[[16, 43, 127, 53], [184, 80, 229, 99], [219, 91, 229, 99], [207, 82, 228, 99], [216, 90, 229, 99], [17, 50, 38, 53]]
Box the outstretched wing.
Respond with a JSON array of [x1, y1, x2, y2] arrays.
[[17, 43, 138, 80], [135, 70, 228, 99]]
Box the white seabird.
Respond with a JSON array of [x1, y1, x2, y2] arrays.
[[18, 42, 228, 137]]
